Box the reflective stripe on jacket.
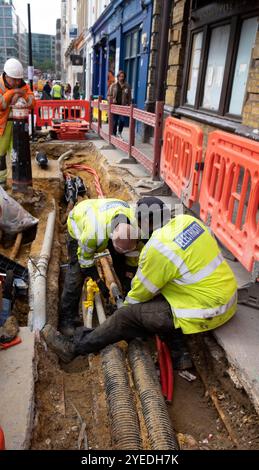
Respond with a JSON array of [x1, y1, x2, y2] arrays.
[[67, 198, 138, 268], [126, 215, 237, 334], [0, 76, 35, 136]]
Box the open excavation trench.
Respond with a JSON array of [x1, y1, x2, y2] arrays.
[[3, 141, 259, 450]]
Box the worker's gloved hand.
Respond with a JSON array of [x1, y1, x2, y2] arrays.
[[96, 278, 110, 300]]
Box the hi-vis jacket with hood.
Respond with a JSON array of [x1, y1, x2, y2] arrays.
[[67, 198, 139, 268], [125, 215, 237, 334], [0, 75, 35, 136]]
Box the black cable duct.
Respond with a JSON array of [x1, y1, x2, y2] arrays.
[[101, 345, 142, 450], [128, 339, 179, 450]]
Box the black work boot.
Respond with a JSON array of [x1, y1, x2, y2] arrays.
[[171, 350, 193, 370], [165, 330, 193, 370], [59, 317, 83, 337], [41, 324, 76, 363], [59, 322, 76, 337]]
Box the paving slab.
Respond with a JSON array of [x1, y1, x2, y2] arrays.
[[99, 148, 127, 164], [214, 304, 259, 414], [118, 163, 150, 178], [227, 259, 251, 287], [0, 328, 35, 449]]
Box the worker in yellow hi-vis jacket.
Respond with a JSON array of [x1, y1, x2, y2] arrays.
[[42, 213, 237, 364], [59, 196, 170, 337]]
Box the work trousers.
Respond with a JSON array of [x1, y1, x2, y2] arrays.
[[73, 296, 176, 355], [59, 237, 85, 326], [60, 237, 134, 326]]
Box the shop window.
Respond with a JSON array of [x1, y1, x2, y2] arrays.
[[186, 32, 203, 105], [229, 17, 258, 116], [202, 25, 230, 111], [124, 28, 141, 102], [182, 11, 258, 119]]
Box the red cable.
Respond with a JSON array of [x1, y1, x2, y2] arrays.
[[162, 341, 174, 403], [156, 336, 167, 398], [64, 163, 104, 198]]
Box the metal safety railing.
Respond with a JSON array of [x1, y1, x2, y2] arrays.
[[90, 96, 164, 179]]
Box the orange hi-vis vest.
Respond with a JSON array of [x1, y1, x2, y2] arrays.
[[0, 76, 35, 136]]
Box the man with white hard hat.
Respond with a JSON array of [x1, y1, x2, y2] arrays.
[[0, 58, 35, 187]]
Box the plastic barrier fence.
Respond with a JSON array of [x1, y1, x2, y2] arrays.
[[160, 117, 203, 208], [35, 100, 90, 127], [199, 130, 259, 272]]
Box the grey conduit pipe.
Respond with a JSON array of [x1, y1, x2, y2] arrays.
[[32, 201, 56, 331], [128, 339, 179, 450], [101, 345, 142, 450]]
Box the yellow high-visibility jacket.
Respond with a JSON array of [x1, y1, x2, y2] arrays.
[[67, 198, 139, 268], [52, 84, 62, 99], [126, 215, 237, 334]]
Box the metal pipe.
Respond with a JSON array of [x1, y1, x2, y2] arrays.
[[32, 200, 56, 331]]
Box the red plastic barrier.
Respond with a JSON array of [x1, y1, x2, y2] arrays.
[[199, 130, 259, 272], [160, 117, 203, 208], [51, 120, 89, 140], [35, 100, 90, 127]]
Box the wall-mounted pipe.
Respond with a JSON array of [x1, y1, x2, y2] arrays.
[[32, 200, 56, 331], [128, 339, 179, 450]]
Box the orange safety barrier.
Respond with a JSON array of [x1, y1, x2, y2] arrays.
[[199, 130, 259, 272], [51, 120, 89, 140], [35, 100, 90, 127], [160, 117, 204, 208]]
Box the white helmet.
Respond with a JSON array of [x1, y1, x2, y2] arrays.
[[4, 58, 24, 79]]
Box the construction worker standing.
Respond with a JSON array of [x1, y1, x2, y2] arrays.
[[0, 58, 35, 187], [59, 198, 140, 336], [43, 214, 238, 363], [51, 81, 63, 100]]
